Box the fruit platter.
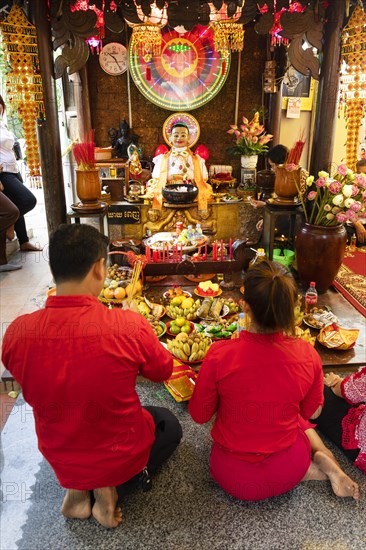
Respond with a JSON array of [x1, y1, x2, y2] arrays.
[[165, 295, 201, 320], [294, 326, 316, 346], [162, 287, 192, 300], [194, 281, 222, 297], [166, 319, 195, 336], [133, 296, 166, 320], [149, 320, 167, 339], [144, 230, 207, 252], [166, 331, 212, 363], [303, 307, 338, 330]]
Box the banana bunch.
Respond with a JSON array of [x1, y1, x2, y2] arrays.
[[166, 331, 212, 362], [166, 299, 201, 320]]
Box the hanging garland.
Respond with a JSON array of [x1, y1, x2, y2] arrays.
[[340, 4, 366, 171], [0, 4, 45, 187]]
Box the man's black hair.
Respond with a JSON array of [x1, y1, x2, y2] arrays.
[[49, 224, 109, 283], [267, 144, 289, 165]]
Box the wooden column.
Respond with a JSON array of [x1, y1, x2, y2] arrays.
[[30, 0, 66, 235], [310, 0, 346, 175]]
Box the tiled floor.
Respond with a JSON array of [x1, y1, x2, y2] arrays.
[[0, 187, 50, 388]]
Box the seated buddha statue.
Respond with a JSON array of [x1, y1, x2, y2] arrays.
[[147, 122, 212, 210]]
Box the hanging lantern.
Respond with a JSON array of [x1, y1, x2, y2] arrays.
[[340, 4, 366, 171], [129, 2, 168, 63], [209, 2, 244, 59]]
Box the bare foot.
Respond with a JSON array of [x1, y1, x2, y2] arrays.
[[6, 225, 15, 241], [20, 242, 43, 252], [92, 487, 123, 529], [314, 451, 359, 500], [61, 489, 91, 519]]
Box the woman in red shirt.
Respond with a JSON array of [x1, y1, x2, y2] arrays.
[[189, 259, 359, 501]]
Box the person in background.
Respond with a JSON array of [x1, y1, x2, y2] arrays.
[[346, 159, 366, 246], [314, 368, 365, 476], [0, 180, 20, 271], [2, 224, 182, 528], [0, 95, 41, 252], [189, 259, 359, 501]]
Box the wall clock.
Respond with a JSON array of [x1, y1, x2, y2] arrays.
[[128, 25, 230, 111], [99, 42, 128, 75]]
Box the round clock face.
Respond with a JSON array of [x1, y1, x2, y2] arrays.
[[99, 43, 128, 75], [128, 25, 230, 111]]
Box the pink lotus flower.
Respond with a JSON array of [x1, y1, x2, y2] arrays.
[[346, 210, 356, 220], [227, 112, 272, 156], [351, 184, 359, 197], [315, 177, 326, 188], [350, 201, 362, 212], [337, 163, 348, 176], [285, 163, 298, 172], [328, 181, 342, 194], [355, 174, 366, 188], [335, 212, 347, 223], [307, 191, 317, 200]]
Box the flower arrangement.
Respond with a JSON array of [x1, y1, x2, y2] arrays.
[[298, 164, 366, 227], [227, 112, 273, 156], [72, 131, 96, 170]]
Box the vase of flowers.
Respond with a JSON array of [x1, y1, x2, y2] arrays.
[[73, 131, 102, 208], [227, 112, 272, 170], [295, 164, 366, 292]]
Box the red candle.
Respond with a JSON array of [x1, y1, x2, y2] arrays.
[[158, 249, 161, 262], [146, 245, 151, 263], [220, 240, 224, 261], [229, 238, 233, 261], [212, 241, 217, 261], [180, 243, 183, 261], [204, 243, 208, 261]]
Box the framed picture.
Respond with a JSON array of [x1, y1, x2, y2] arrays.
[[116, 167, 125, 178], [281, 67, 316, 111], [99, 167, 110, 179], [241, 168, 256, 186], [359, 143, 366, 161]]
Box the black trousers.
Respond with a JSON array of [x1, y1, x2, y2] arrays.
[[117, 406, 182, 496], [0, 171, 36, 245], [313, 386, 360, 463]]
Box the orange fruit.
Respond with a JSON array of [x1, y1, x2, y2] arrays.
[[114, 287, 126, 300], [103, 288, 115, 300]]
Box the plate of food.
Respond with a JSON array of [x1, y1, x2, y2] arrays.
[[303, 307, 338, 330], [163, 287, 192, 300], [184, 273, 216, 283], [145, 275, 168, 283], [222, 194, 243, 203], [194, 280, 222, 297], [204, 321, 238, 339], [197, 297, 229, 320], [166, 331, 212, 364], [149, 320, 167, 339], [166, 320, 195, 336], [144, 231, 207, 253]]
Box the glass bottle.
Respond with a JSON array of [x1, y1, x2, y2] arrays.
[[237, 312, 246, 334], [349, 234, 357, 252], [249, 248, 266, 267]]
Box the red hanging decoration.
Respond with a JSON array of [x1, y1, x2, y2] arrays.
[[146, 66, 151, 81], [70, 0, 105, 52]]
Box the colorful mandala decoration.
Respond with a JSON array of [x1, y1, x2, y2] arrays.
[[128, 25, 230, 111], [0, 5, 45, 186]]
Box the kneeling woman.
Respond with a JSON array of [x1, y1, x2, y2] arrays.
[[189, 260, 359, 501]]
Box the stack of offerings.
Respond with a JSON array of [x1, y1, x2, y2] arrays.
[[167, 331, 212, 363]]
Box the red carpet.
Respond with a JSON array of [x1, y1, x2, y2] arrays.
[[333, 247, 366, 317]]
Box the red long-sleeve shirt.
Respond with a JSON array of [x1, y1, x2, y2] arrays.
[[189, 331, 324, 455], [2, 295, 173, 489]]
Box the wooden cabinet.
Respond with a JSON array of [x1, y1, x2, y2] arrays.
[[96, 158, 130, 199]]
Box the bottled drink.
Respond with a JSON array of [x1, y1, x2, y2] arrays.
[[195, 223, 203, 239], [249, 248, 266, 267], [238, 312, 246, 334], [305, 282, 318, 313], [349, 233, 357, 252], [187, 225, 194, 240], [176, 221, 183, 236], [110, 165, 116, 178]]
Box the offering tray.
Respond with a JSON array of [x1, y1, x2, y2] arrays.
[[303, 308, 338, 330], [144, 231, 207, 253]]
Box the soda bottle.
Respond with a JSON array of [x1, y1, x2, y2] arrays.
[[187, 225, 194, 240], [194, 223, 203, 239], [305, 282, 318, 313], [237, 312, 246, 334], [249, 248, 266, 267]]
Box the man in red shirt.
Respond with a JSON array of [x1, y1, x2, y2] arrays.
[[2, 224, 182, 528]]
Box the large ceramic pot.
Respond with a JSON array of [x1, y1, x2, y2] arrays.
[[241, 155, 258, 169], [274, 165, 300, 201], [76, 168, 101, 204], [295, 223, 347, 293]]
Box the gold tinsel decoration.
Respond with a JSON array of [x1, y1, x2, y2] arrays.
[[340, 4, 366, 171], [0, 5, 45, 187]]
